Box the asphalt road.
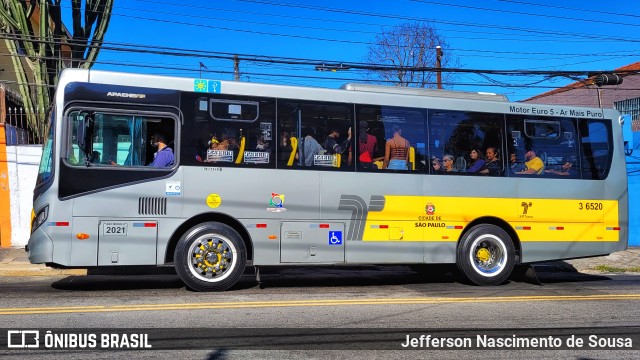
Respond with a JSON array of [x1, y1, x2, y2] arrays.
[[1, 266, 639, 359]]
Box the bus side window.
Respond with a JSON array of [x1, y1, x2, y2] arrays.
[[187, 95, 276, 169], [579, 119, 612, 180], [359, 105, 425, 172], [278, 100, 353, 171], [430, 110, 502, 176]]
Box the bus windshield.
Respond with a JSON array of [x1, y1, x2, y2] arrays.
[[35, 109, 55, 187]]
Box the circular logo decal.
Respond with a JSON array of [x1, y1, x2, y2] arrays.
[[206, 194, 222, 208]]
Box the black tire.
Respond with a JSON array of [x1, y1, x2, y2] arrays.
[[174, 222, 247, 291], [456, 224, 515, 286]]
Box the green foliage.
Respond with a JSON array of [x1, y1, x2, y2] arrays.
[[0, 0, 113, 141], [592, 265, 640, 273]]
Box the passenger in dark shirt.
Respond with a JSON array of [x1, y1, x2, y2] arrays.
[[148, 133, 174, 168], [545, 156, 577, 177], [479, 147, 502, 176]]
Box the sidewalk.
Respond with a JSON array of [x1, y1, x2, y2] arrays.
[[1, 246, 639, 277], [0, 247, 86, 277]]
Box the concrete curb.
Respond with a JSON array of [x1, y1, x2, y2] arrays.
[[0, 263, 87, 277], [0, 247, 87, 277]]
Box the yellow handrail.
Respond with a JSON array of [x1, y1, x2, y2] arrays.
[[409, 146, 416, 170], [234, 136, 246, 164], [288, 137, 298, 166]]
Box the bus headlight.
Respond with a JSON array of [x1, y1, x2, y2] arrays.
[[31, 206, 49, 233]]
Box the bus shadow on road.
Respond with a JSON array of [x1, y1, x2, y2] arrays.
[[51, 274, 186, 291], [246, 264, 613, 290], [49, 264, 612, 292], [245, 265, 459, 290]]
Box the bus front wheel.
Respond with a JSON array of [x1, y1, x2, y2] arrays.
[[175, 222, 247, 291], [456, 224, 515, 286]]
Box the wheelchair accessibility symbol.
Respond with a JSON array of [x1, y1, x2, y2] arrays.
[[329, 231, 342, 245]]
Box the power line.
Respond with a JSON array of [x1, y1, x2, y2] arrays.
[[409, 0, 640, 29], [50, 0, 640, 46], [4, 33, 640, 77], [3, 44, 640, 94], [496, 0, 640, 20]]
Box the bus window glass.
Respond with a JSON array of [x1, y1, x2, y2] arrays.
[[66, 111, 175, 168], [278, 100, 353, 171], [525, 119, 560, 139], [507, 116, 579, 178], [356, 105, 425, 172], [210, 99, 259, 122], [579, 119, 612, 180], [429, 110, 502, 175], [35, 109, 55, 186], [186, 94, 275, 169]]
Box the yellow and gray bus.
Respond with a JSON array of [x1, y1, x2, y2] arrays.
[[28, 69, 628, 291]]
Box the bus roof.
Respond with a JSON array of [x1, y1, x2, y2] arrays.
[[340, 83, 509, 102]]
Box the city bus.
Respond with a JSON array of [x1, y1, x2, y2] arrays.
[[27, 69, 628, 291]]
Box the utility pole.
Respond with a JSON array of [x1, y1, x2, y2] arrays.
[[435, 46, 443, 89], [234, 55, 240, 81], [199, 62, 207, 78]]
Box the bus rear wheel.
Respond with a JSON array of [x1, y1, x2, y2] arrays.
[[175, 222, 246, 291], [456, 224, 515, 286]]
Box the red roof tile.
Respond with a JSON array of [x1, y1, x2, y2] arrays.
[[524, 62, 640, 102]]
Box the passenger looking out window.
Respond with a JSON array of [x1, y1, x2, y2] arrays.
[[479, 147, 502, 176], [443, 154, 457, 172], [467, 147, 486, 173], [431, 157, 443, 173]]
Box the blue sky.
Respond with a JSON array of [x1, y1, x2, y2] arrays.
[[77, 0, 640, 102]]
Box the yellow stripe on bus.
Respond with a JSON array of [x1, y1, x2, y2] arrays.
[[362, 196, 619, 243]]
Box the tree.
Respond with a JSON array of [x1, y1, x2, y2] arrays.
[[0, 0, 113, 141], [363, 21, 460, 88]]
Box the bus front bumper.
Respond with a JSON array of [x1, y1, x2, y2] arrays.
[[27, 229, 54, 264]]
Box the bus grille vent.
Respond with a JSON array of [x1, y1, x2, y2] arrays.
[[138, 197, 167, 215]]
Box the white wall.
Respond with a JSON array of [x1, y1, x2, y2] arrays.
[[7, 145, 42, 247]]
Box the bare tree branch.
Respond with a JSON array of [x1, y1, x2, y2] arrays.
[[363, 21, 461, 88]]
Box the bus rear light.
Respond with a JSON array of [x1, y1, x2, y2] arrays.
[[256, 224, 267, 228], [76, 233, 90, 240], [319, 224, 329, 228], [48, 222, 69, 227], [606, 227, 620, 231], [515, 226, 531, 230], [549, 226, 564, 230], [379, 225, 389, 229]]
